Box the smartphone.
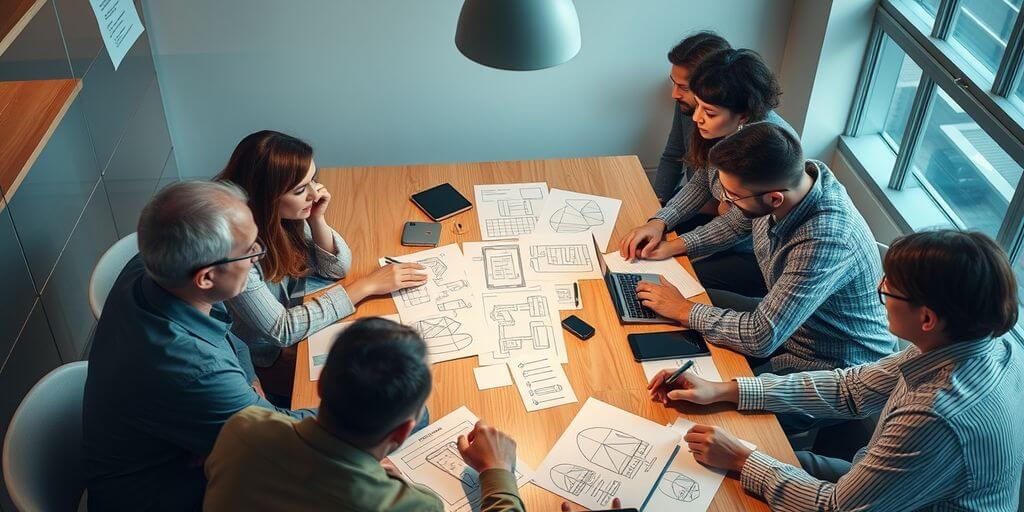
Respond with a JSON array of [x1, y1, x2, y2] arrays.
[[561, 315, 595, 340], [627, 330, 709, 362], [401, 221, 441, 247]]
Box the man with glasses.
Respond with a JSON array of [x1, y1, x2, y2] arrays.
[[634, 122, 897, 376], [647, 230, 1024, 511], [83, 181, 314, 511]]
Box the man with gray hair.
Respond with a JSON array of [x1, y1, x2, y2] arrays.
[[83, 181, 315, 511]]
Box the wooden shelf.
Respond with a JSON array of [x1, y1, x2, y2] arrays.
[[0, 0, 47, 57], [0, 79, 82, 203]]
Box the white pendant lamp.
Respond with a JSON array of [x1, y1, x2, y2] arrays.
[[455, 0, 581, 71]]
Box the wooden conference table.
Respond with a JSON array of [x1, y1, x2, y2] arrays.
[[292, 156, 797, 511]]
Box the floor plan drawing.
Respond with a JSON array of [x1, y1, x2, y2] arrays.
[[535, 399, 680, 510], [389, 407, 533, 512], [475, 183, 550, 240], [549, 464, 621, 507], [529, 243, 594, 273], [534, 189, 622, 251], [478, 289, 567, 366], [481, 245, 526, 289]]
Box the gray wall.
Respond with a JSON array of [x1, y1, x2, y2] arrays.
[[142, 0, 794, 178], [0, 1, 176, 508]]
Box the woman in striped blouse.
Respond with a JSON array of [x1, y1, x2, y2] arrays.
[[215, 131, 427, 398]]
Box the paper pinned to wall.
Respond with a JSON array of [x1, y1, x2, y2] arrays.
[[534, 398, 680, 510], [640, 355, 722, 383], [645, 417, 757, 512], [602, 251, 705, 298], [308, 314, 400, 381], [380, 245, 487, 364], [507, 356, 577, 412], [89, 0, 145, 70], [534, 189, 622, 252], [474, 183, 549, 240], [387, 407, 534, 512]]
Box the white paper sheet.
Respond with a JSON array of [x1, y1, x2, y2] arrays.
[[463, 235, 601, 294], [534, 398, 680, 510], [308, 314, 400, 381], [474, 183, 549, 240], [507, 356, 578, 411], [534, 188, 622, 252], [602, 252, 705, 298], [640, 356, 722, 383], [644, 418, 757, 512], [381, 245, 487, 364], [387, 407, 533, 512], [89, 0, 144, 70], [477, 288, 569, 366], [473, 365, 513, 390], [552, 282, 582, 310]]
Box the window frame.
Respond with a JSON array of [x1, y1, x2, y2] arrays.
[[844, 0, 1024, 340]]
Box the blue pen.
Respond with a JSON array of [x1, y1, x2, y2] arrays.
[[664, 359, 695, 385]]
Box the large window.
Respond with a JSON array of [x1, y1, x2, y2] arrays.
[[845, 0, 1024, 332]]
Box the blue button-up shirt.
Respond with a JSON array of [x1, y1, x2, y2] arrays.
[[737, 337, 1024, 511], [688, 161, 898, 372], [83, 255, 315, 511]]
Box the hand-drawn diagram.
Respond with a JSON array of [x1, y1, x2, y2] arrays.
[[658, 471, 700, 502], [577, 427, 656, 477], [552, 283, 580, 309], [549, 199, 604, 233], [391, 407, 532, 512], [482, 245, 526, 289], [396, 255, 472, 316], [413, 316, 474, 356], [509, 356, 577, 411], [529, 244, 594, 273], [476, 183, 549, 240], [491, 296, 553, 359], [549, 464, 621, 507]]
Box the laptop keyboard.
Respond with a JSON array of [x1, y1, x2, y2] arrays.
[[615, 273, 658, 319]]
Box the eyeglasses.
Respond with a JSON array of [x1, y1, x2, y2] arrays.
[[877, 279, 912, 305], [195, 237, 266, 272], [720, 187, 789, 205]]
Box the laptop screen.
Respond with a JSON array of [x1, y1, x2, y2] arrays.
[[592, 234, 610, 277]]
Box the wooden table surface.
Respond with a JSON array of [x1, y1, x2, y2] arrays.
[[291, 156, 796, 511]]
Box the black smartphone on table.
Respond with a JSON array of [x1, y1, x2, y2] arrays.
[[561, 315, 595, 340], [626, 330, 709, 362]]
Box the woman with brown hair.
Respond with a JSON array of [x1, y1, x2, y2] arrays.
[[215, 130, 427, 382]]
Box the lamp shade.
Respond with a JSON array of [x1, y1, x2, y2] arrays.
[[455, 0, 581, 71]]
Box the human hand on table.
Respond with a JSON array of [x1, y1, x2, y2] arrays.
[[684, 424, 754, 473], [347, 263, 428, 303], [457, 421, 517, 473], [647, 369, 738, 405], [560, 498, 622, 511], [619, 220, 669, 260], [635, 276, 693, 325]]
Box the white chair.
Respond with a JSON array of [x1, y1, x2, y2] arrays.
[[3, 361, 88, 511], [88, 233, 138, 319]]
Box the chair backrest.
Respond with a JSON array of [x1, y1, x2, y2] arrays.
[[89, 232, 138, 319], [3, 361, 88, 512], [876, 241, 889, 261]]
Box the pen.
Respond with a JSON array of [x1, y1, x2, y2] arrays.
[[573, 282, 580, 307], [664, 359, 695, 385], [383, 256, 402, 264]]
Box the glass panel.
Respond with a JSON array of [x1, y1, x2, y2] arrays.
[[949, 0, 1022, 77], [855, 35, 921, 151], [908, 88, 1023, 237]]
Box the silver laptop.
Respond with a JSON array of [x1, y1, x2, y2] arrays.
[[592, 235, 672, 324]]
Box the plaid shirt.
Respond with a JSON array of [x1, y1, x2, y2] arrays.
[[736, 337, 1024, 511], [688, 160, 897, 372]]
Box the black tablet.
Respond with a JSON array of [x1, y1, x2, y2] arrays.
[[626, 330, 710, 362], [410, 183, 473, 221]]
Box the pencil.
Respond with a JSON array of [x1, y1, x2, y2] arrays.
[[383, 256, 402, 264]]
